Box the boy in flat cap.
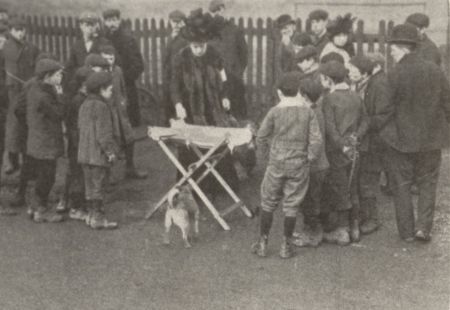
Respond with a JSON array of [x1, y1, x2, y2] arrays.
[[252, 71, 322, 259], [78, 71, 118, 229], [209, 0, 248, 119], [3, 17, 40, 176], [308, 9, 329, 55], [320, 13, 356, 66], [319, 60, 368, 245], [26, 59, 65, 223], [348, 54, 389, 235], [162, 10, 188, 124], [405, 13, 441, 66], [294, 45, 319, 77], [103, 8, 144, 130], [100, 44, 146, 179], [65, 12, 109, 97], [379, 24, 450, 242]]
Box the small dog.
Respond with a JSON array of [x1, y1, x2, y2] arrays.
[[163, 185, 200, 248]]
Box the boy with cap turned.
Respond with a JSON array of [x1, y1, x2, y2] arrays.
[[405, 13, 441, 66], [26, 59, 65, 223], [163, 10, 188, 124], [78, 71, 118, 229], [348, 54, 389, 235], [308, 9, 329, 55], [100, 45, 146, 179], [3, 17, 40, 176], [251, 71, 322, 259], [319, 60, 368, 245]]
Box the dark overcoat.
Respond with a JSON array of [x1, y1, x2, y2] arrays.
[[415, 34, 441, 66], [26, 82, 65, 160], [380, 53, 450, 152]]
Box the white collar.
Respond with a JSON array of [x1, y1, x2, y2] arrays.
[[277, 97, 305, 107], [330, 82, 350, 93]]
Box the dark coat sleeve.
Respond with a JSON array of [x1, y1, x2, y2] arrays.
[[120, 29, 144, 82], [323, 95, 346, 150], [368, 74, 391, 131], [169, 52, 184, 106], [439, 70, 450, 122], [37, 92, 64, 121], [95, 102, 117, 157]]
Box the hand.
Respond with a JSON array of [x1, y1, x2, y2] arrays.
[[175, 103, 186, 119], [222, 98, 231, 111], [343, 146, 356, 160], [55, 85, 63, 95], [107, 154, 117, 163]]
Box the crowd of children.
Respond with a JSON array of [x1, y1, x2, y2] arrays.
[[0, 4, 449, 252]]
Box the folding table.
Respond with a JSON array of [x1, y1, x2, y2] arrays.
[[145, 121, 254, 230]]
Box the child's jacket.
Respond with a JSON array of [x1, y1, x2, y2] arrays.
[[257, 98, 323, 171]]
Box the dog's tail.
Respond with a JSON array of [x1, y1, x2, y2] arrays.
[[167, 188, 180, 208]]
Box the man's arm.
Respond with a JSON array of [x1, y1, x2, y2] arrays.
[[308, 109, 323, 162]]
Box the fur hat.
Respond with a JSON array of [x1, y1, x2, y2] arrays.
[[85, 71, 113, 93], [180, 8, 220, 42], [406, 13, 429, 28], [275, 14, 295, 30], [387, 23, 419, 46], [319, 60, 348, 81], [294, 45, 317, 62], [35, 59, 63, 76], [103, 9, 121, 20], [327, 13, 355, 37], [308, 9, 329, 21]]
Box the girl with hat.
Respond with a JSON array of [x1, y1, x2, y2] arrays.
[[171, 8, 239, 196], [320, 13, 356, 66]]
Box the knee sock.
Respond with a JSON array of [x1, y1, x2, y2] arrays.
[[284, 216, 297, 238], [260, 210, 273, 237]]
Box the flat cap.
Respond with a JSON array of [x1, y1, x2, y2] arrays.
[[103, 9, 120, 19], [349, 55, 375, 74], [84, 53, 110, 68], [85, 71, 113, 92], [276, 14, 295, 29], [209, 0, 225, 13], [9, 17, 27, 29], [298, 76, 323, 103], [169, 10, 186, 22], [294, 45, 317, 62], [387, 23, 419, 45], [98, 44, 116, 55], [79, 11, 100, 24], [319, 60, 348, 80], [277, 71, 303, 93], [292, 32, 312, 46], [74, 66, 94, 84], [35, 59, 63, 76], [406, 13, 429, 28], [36, 52, 59, 62], [320, 52, 345, 64], [308, 9, 328, 21]]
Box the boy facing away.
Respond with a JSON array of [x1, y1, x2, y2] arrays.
[[252, 72, 323, 259]]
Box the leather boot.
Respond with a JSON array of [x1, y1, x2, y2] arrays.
[[87, 200, 118, 230], [32, 195, 64, 223], [251, 235, 268, 257], [279, 237, 294, 259]]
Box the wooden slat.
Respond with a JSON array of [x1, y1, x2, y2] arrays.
[[150, 18, 158, 92], [143, 18, 150, 88], [255, 18, 264, 108], [60, 16, 68, 63], [265, 18, 274, 108], [386, 21, 395, 71], [378, 20, 386, 55], [53, 16, 62, 60], [246, 18, 254, 108], [356, 19, 364, 56]]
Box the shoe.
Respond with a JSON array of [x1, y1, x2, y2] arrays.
[[403, 237, 415, 243], [33, 210, 64, 223], [125, 168, 148, 180], [10, 194, 26, 208], [415, 230, 431, 242], [279, 237, 294, 259], [360, 219, 380, 235], [69, 208, 88, 221], [350, 219, 361, 243], [86, 208, 118, 230], [56, 198, 68, 213], [323, 227, 351, 246], [251, 235, 268, 257], [0, 205, 18, 216]]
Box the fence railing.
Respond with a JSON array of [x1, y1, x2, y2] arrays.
[[22, 15, 396, 120]]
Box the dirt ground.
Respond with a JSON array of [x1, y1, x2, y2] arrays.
[[0, 136, 450, 310]]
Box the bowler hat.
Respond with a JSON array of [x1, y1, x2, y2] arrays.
[[294, 45, 317, 62], [406, 13, 429, 28], [319, 60, 348, 81], [79, 11, 100, 24], [103, 9, 121, 20], [277, 71, 303, 93], [349, 55, 375, 74], [35, 59, 63, 76], [85, 53, 109, 68], [85, 71, 113, 92], [276, 14, 295, 29], [209, 0, 225, 13], [387, 23, 418, 45], [169, 10, 186, 22], [308, 9, 328, 21]]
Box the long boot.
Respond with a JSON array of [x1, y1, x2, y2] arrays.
[[125, 143, 148, 179], [251, 210, 272, 257], [5, 152, 20, 175], [68, 193, 88, 221], [280, 216, 296, 259], [87, 200, 118, 230]]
